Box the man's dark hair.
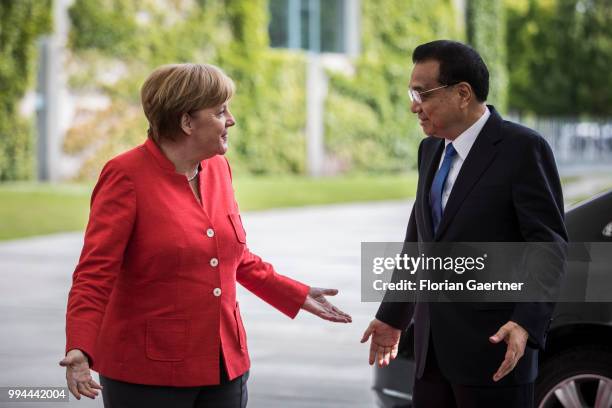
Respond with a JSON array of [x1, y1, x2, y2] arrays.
[[412, 40, 489, 102]]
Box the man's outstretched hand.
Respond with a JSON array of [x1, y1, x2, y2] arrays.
[[361, 318, 402, 368]]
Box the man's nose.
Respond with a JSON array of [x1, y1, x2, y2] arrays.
[[410, 100, 420, 114]]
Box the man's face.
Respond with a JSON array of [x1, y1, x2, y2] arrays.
[[409, 60, 461, 138]]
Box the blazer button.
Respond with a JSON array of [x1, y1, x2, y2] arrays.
[[213, 288, 222, 297], [206, 228, 215, 237], [210, 258, 219, 267]]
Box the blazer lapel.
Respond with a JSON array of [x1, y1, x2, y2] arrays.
[[419, 138, 445, 241], [434, 106, 503, 240]]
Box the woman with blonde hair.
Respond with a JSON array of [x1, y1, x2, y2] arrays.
[[60, 63, 351, 408]]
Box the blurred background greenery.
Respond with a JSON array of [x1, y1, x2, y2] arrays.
[[1, 0, 611, 239]]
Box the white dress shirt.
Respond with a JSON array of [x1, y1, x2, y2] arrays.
[[437, 106, 491, 210]]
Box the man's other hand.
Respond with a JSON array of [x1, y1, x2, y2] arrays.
[[361, 318, 402, 368], [489, 320, 529, 382]]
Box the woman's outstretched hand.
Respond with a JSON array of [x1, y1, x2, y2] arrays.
[[59, 349, 102, 400], [301, 287, 352, 323]]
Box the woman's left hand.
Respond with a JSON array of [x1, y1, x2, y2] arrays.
[[301, 287, 352, 323]]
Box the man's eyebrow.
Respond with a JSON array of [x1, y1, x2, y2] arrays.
[[410, 85, 425, 91]]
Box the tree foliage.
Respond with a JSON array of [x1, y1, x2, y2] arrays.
[[0, 1, 52, 180], [506, 0, 612, 116]]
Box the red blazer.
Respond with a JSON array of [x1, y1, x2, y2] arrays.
[[65, 138, 309, 386]]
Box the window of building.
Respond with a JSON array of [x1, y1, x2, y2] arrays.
[[269, 0, 357, 54]]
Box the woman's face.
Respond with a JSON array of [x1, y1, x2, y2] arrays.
[[184, 101, 236, 157]]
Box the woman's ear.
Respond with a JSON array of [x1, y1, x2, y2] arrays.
[[180, 113, 192, 135]]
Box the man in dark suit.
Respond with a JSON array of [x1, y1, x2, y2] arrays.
[[361, 40, 567, 408]]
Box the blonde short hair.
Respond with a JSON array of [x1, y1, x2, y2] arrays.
[[140, 63, 235, 142]]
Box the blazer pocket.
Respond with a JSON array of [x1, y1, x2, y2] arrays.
[[145, 318, 188, 361], [234, 302, 247, 350], [228, 213, 247, 244]]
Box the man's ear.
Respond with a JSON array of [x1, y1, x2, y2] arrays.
[[457, 82, 472, 109], [180, 113, 192, 135]]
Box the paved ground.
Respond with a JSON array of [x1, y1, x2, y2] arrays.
[[0, 200, 412, 408]]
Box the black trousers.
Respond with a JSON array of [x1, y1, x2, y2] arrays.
[[412, 338, 534, 408], [99, 358, 248, 408]]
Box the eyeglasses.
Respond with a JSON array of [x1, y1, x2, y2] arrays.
[[408, 83, 458, 104]]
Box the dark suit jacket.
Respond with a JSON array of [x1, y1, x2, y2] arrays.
[[376, 106, 568, 386]]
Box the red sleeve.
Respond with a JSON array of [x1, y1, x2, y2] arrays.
[[236, 249, 310, 318], [222, 156, 309, 318], [65, 160, 136, 365]]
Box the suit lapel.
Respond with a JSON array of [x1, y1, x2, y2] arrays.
[[419, 138, 444, 241], [434, 106, 503, 240]]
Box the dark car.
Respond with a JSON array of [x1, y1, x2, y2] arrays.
[[373, 190, 612, 408]]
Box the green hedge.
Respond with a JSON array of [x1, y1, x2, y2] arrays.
[[65, 0, 306, 179], [467, 0, 508, 112], [325, 0, 463, 172], [0, 1, 52, 181]]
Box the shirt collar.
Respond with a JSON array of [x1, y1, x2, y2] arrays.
[[444, 105, 490, 161]]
